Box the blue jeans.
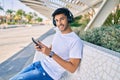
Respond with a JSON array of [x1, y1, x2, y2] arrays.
[[9, 61, 53, 80]]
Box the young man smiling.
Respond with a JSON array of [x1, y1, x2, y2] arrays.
[[10, 7, 83, 80]]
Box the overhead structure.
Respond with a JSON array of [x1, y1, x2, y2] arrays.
[[19, 0, 103, 19], [84, 0, 120, 30], [20, 0, 119, 30]]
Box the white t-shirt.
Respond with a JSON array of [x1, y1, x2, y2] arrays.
[[41, 31, 83, 80]]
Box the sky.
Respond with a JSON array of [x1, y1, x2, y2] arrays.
[[0, 0, 47, 20]]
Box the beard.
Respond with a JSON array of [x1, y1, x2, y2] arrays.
[[58, 24, 68, 32]]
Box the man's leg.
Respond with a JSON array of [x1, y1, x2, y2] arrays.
[[10, 68, 42, 80], [9, 61, 40, 80], [9, 61, 53, 80]]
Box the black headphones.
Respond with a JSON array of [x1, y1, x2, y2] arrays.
[[52, 8, 74, 26]]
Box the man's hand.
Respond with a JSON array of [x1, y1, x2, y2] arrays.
[[35, 41, 51, 56]]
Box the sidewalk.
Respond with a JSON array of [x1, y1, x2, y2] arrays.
[[0, 25, 52, 63], [0, 27, 55, 80]]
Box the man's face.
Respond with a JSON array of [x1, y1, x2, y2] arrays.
[[54, 14, 69, 32]]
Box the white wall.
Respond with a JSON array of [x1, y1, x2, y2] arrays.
[[60, 41, 120, 80]]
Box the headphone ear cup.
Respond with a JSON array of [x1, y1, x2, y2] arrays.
[[53, 19, 56, 26], [68, 12, 73, 23], [68, 17, 72, 23]]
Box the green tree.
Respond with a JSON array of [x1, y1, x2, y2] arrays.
[[0, 6, 4, 10], [35, 17, 42, 22], [103, 5, 120, 26], [15, 9, 25, 24], [25, 12, 33, 23], [6, 9, 15, 24]]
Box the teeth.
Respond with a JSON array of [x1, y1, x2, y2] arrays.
[[60, 25, 63, 29], [60, 26, 62, 28]]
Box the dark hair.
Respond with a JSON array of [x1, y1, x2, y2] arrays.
[[52, 7, 74, 26]]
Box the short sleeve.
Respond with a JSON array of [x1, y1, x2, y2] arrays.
[[69, 39, 83, 59]]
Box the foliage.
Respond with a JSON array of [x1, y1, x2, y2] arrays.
[[79, 13, 90, 28], [70, 15, 82, 27], [7, 22, 16, 25], [6, 9, 15, 15], [70, 14, 90, 28], [103, 5, 120, 26], [76, 5, 120, 53], [0, 6, 4, 10], [0, 9, 43, 25], [35, 17, 42, 22], [25, 13, 33, 22], [79, 25, 120, 53], [16, 9, 25, 16], [71, 13, 91, 36]]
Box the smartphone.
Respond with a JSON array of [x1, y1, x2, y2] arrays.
[[32, 37, 41, 49]]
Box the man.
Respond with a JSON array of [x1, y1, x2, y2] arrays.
[[10, 7, 83, 80]]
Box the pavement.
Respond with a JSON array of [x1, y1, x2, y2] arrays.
[[0, 25, 55, 80], [0, 25, 52, 63]]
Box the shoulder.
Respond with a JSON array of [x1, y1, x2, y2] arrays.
[[68, 32, 83, 46], [70, 32, 82, 42]]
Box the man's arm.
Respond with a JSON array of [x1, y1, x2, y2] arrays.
[[48, 45, 80, 73], [52, 53, 81, 73]]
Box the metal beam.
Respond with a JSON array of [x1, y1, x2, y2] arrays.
[[19, 0, 103, 19], [84, 0, 120, 31], [20, 0, 54, 19]]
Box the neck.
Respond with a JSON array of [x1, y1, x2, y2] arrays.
[[61, 26, 72, 34]]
